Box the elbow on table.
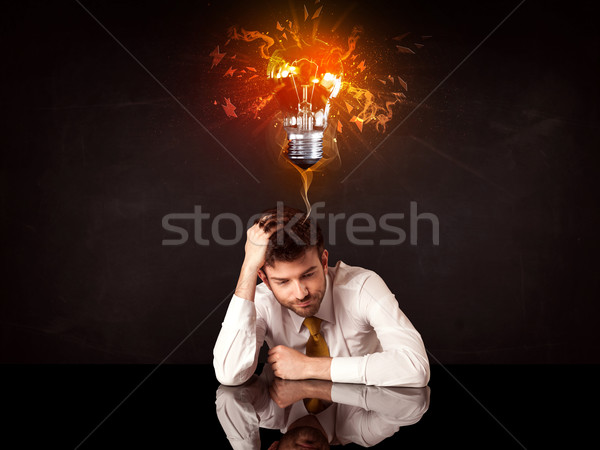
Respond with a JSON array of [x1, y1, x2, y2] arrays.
[[393, 355, 430, 387], [214, 370, 251, 386], [369, 353, 430, 387], [213, 361, 254, 386], [411, 361, 430, 387]]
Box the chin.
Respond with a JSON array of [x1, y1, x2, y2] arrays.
[[294, 298, 322, 318], [279, 426, 329, 449], [293, 306, 318, 318]]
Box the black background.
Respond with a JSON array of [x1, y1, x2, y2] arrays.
[[2, 0, 599, 365]]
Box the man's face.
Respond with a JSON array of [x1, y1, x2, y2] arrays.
[[260, 248, 328, 318], [276, 425, 330, 449]]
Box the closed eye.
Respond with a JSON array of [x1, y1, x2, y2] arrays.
[[275, 272, 313, 285]]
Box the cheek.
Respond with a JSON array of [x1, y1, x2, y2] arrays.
[[272, 284, 292, 299], [308, 276, 325, 292]]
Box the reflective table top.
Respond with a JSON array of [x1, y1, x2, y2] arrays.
[[3, 364, 596, 448]]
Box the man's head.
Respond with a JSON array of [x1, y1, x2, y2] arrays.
[[268, 425, 330, 450], [256, 205, 328, 318], [267, 413, 331, 450]]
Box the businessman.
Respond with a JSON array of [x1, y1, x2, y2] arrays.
[[213, 204, 429, 387]]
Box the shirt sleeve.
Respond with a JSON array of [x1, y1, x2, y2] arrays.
[[331, 385, 430, 446], [331, 384, 430, 422], [215, 369, 280, 450], [213, 294, 267, 386], [215, 380, 262, 450], [330, 272, 430, 387]]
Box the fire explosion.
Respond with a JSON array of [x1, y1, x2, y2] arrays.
[[207, 2, 429, 214]]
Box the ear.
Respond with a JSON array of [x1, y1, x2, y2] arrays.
[[258, 267, 272, 291], [321, 249, 329, 275]]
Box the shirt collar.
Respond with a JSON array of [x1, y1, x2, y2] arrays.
[[288, 269, 335, 333]]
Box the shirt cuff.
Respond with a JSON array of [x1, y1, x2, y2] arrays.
[[222, 294, 256, 328], [330, 355, 367, 384], [330, 383, 368, 408]]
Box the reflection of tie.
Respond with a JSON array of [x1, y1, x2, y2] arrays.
[[303, 317, 330, 357], [302, 317, 330, 414]]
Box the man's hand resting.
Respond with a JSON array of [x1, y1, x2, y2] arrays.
[[267, 345, 332, 381]]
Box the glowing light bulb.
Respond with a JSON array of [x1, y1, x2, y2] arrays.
[[268, 40, 343, 169]]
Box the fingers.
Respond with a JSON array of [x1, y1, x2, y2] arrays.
[[246, 216, 280, 247], [267, 345, 280, 365], [256, 213, 275, 226], [268, 345, 283, 356], [267, 345, 288, 377], [245, 217, 282, 253], [260, 220, 278, 235], [256, 213, 283, 235]]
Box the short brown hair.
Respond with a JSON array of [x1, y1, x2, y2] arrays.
[[255, 204, 324, 268]]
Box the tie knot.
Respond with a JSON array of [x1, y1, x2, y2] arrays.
[[303, 317, 323, 336]]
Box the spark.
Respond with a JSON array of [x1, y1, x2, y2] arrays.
[[209, 45, 225, 69], [393, 32, 410, 41], [222, 98, 237, 118], [349, 115, 364, 132], [397, 76, 408, 91], [396, 45, 416, 54], [223, 66, 237, 77]]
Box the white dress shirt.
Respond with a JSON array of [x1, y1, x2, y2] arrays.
[[215, 366, 431, 449], [213, 260, 430, 387]]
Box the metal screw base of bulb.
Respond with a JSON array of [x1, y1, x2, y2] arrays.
[[286, 130, 324, 169]]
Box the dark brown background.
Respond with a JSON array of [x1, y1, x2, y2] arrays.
[[2, 0, 599, 364]]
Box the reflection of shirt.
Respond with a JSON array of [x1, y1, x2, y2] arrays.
[[214, 261, 430, 387], [215, 367, 430, 450]]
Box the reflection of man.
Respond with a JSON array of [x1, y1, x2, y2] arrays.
[[216, 365, 430, 449], [213, 204, 429, 387]]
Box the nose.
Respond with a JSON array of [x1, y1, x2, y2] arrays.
[[293, 280, 308, 299]]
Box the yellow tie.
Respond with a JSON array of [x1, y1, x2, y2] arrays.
[[302, 317, 330, 414], [303, 317, 330, 357]]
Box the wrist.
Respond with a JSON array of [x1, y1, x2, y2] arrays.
[[303, 380, 333, 401], [241, 260, 262, 277], [306, 356, 332, 381], [235, 263, 261, 302]]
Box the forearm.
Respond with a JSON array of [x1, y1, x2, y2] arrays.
[[302, 378, 333, 401], [213, 295, 265, 386], [215, 215, 275, 385], [330, 384, 430, 416], [330, 350, 429, 387], [234, 262, 260, 302]]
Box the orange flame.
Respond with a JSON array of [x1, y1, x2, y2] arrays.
[[227, 27, 275, 59]]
